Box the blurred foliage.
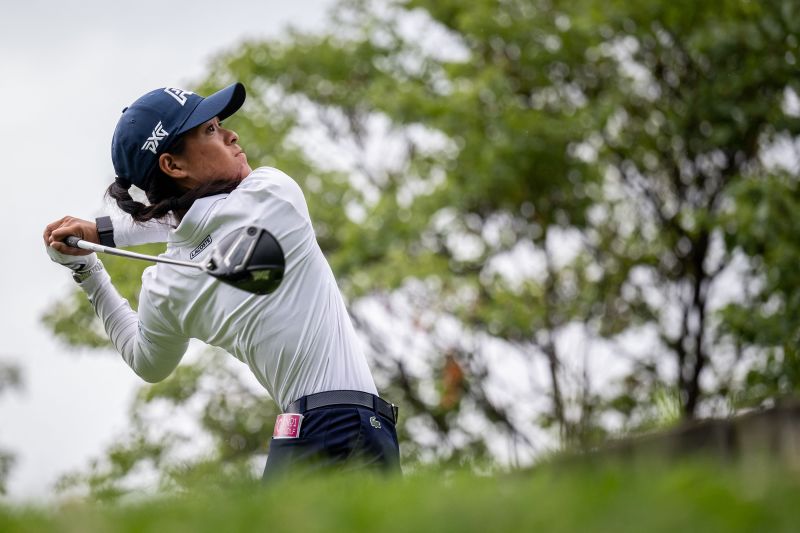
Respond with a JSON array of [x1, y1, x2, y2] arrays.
[[40, 0, 800, 496], [721, 174, 800, 405], [0, 358, 22, 495]]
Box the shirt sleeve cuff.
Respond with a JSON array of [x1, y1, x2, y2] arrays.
[[110, 213, 173, 247]]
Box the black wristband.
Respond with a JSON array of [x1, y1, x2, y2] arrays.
[[95, 216, 116, 247]]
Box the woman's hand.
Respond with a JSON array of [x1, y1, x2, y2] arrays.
[[43, 216, 99, 255]]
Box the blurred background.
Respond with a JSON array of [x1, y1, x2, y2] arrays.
[[2, 0, 800, 501], [0, 0, 334, 499]]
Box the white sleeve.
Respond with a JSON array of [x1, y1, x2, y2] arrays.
[[110, 213, 174, 247], [78, 264, 188, 383]]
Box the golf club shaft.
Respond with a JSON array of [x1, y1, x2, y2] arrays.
[[64, 236, 203, 270]]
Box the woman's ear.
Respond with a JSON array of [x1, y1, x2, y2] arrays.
[[158, 153, 188, 179]]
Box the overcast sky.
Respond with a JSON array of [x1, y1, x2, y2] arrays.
[[0, 0, 334, 501]]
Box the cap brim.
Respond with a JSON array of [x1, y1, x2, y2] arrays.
[[176, 82, 246, 135]]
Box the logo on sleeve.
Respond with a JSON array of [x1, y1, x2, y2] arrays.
[[164, 88, 193, 105], [141, 121, 169, 154], [189, 235, 212, 259]]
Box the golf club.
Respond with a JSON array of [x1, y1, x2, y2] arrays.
[[64, 225, 285, 295]]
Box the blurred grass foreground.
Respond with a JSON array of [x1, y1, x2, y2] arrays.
[[6, 402, 800, 532], [1, 459, 800, 533]]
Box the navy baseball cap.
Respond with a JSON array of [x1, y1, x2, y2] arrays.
[[111, 82, 246, 189]]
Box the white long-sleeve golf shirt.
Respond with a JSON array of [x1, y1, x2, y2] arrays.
[[79, 167, 377, 410]]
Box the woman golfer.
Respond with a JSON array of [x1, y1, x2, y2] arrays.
[[43, 83, 400, 478]]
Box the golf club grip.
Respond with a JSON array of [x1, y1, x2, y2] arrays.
[[65, 236, 81, 248]]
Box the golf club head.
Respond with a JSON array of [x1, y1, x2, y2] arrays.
[[205, 226, 285, 295]]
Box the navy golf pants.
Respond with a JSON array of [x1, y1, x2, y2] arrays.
[[262, 404, 401, 480]]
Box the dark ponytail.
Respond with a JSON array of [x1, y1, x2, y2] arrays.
[[106, 135, 239, 224]]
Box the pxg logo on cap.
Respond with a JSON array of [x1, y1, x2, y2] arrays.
[[140, 120, 170, 155], [139, 89, 193, 154], [111, 82, 246, 189]]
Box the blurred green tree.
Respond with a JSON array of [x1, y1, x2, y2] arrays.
[[583, 0, 800, 420], [42, 0, 800, 496], [0, 359, 22, 495]]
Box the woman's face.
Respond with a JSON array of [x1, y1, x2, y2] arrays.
[[160, 117, 251, 189]]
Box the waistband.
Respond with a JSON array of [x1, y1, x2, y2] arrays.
[[286, 390, 398, 424]]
